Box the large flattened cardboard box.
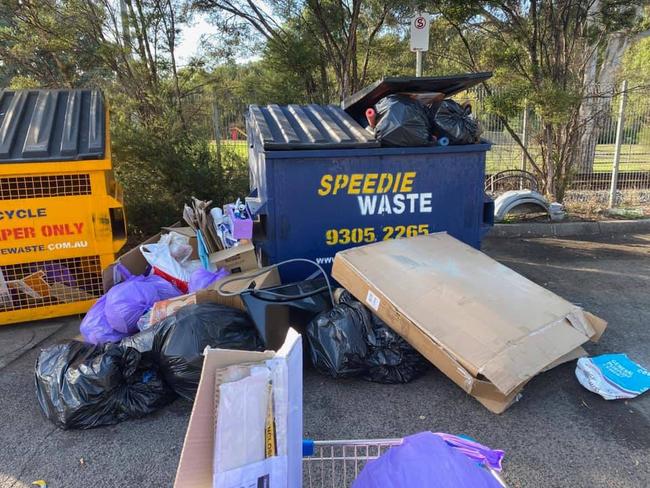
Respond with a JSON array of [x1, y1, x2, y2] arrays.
[[332, 233, 607, 413], [174, 329, 303, 488]]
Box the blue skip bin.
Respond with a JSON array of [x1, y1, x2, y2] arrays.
[[247, 76, 493, 281]]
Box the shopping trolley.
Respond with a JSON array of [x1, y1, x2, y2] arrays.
[[302, 438, 508, 488]]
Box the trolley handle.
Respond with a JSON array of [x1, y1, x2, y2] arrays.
[[302, 439, 315, 457]]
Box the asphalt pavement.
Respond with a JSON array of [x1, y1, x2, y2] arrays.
[[0, 232, 648, 487]]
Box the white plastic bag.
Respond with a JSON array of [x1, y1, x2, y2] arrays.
[[162, 231, 193, 262], [140, 232, 200, 293]]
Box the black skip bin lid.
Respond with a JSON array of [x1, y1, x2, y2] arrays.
[[248, 104, 379, 150], [342, 72, 492, 120], [0, 89, 105, 163]]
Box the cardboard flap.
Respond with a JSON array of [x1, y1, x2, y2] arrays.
[[174, 348, 275, 488], [478, 314, 593, 395], [584, 311, 607, 342], [270, 329, 303, 487]]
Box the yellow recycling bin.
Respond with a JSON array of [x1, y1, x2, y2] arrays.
[[0, 89, 126, 325]]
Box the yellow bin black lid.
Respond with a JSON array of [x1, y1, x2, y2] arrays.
[[0, 89, 105, 163]]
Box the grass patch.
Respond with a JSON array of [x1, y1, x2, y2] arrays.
[[212, 139, 650, 174], [487, 143, 650, 173]]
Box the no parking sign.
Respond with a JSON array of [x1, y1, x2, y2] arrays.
[[410, 13, 430, 51]]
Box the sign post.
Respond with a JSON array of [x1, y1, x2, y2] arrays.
[[410, 13, 430, 77]]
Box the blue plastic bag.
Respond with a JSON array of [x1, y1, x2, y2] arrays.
[[80, 264, 181, 344], [351, 432, 503, 488]]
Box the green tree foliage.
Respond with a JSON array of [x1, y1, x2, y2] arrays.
[[0, 0, 248, 237], [427, 0, 647, 200], [194, 0, 411, 100], [622, 35, 650, 89], [2, 0, 648, 218]]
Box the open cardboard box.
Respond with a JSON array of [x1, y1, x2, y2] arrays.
[[332, 232, 607, 413], [149, 267, 280, 324], [103, 226, 260, 293], [103, 228, 177, 292], [208, 241, 258, 274], [174, 329, 302, 488]]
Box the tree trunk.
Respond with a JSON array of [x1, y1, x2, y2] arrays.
[[543, 124, 556, 201], [575, 1, 650, 172], [577, 34, 628, 172], [163, 0, 186, 129]]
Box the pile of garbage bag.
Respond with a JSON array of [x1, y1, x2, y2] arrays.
[[80, 263, 182, 344], [374, 95, 433, 147], [369, 96, 481, 147], [36, 303, 263, 429], [35, 341, 174, 430], [431, 99, 481, 145], [122, 303, 264, 400], [306, 291, 428, 383]]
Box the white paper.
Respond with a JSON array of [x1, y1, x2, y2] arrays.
[[214, 368, 270, 475], [213, 456, 287, 488]]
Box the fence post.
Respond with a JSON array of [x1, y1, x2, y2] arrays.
[[520, 104, 529, 189], [212, 102, 221, 159], [609, 80, 628, 208]]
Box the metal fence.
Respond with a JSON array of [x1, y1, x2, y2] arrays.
[[212, 81, 650, 207], [460, 82, 650, 207]]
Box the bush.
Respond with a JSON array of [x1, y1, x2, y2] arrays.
[[111, 117, 249, 238]]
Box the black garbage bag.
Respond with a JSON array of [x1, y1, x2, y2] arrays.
[[307, 291, 428, 383], [431, 99, 481, 145], [306, 295, 370, 378], [35, 341, 175, 430], [123, 303, 264, 400], [363, 314, 429, 384], [374, 95, 433, 147]]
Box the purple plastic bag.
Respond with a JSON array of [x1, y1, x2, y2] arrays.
[[188, 267, 229, 293], [435, 432, 504, 471], [105, 274, 181, 334], [79, 295, 128, 344], [33, 263, 76, 287], [351, 432, 503, 488], [80, 265, 181, 344]]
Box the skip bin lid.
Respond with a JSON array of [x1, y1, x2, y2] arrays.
[[0, 89, 105, 163], [247, 104, 379, 150], [342, 72, 492, 120]]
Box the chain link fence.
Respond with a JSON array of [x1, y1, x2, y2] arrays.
[[211, 82, 650, 208]]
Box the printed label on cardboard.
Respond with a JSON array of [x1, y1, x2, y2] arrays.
[[366, 290, 380, 311]]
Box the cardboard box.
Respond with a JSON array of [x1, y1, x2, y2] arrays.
[[332, 232, 607, 413], [102, 227, 188, 292], [209, 241, 258, 274], [174, 329, 302, 488], [148, 268, 281, 324], [102, 224, 237, 293], [225, 204, 253, 240]]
